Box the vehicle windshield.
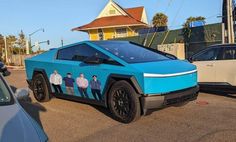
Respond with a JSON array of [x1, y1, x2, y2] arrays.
[[93, 41, 170, 63], [0, 75, 13, 106]]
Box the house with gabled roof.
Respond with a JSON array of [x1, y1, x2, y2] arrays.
[[72, 0, 149, 40]]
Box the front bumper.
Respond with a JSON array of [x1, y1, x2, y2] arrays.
[[141, 86, 199, 113]]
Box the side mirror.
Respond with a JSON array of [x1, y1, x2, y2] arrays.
[[15, 88, 29, 100], [188, 57, 193, 63], [83, 56, 102, 65], [2, 70, 11, 77]]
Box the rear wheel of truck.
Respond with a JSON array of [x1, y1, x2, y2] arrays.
[[108, 80, 141, 123], [32, 73, 51, 102]]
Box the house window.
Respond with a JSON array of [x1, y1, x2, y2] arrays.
[[109, 9, 116, 15], [116, 28, 127, 38], [98, 29, 104, 40]]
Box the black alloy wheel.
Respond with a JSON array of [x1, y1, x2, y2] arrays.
[[113, 89, 131, 118], [108, 80, 141, 123], [32, 74, 50, 102]]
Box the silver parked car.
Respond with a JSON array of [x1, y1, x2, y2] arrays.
[[0, 74, 48, 142]]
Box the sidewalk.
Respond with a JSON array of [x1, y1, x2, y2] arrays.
[[7, 66, 25, 71]]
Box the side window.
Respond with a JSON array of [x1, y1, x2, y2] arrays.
[[57, 44, 121, 65], [223, 47, 236, 60], [57, 46, 78, 60], [193, 48, 220, 61]]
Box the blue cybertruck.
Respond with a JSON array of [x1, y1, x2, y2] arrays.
[[25, 41, 199, 123]]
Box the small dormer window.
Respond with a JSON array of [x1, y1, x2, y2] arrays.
[[109, 9, 116, 15]]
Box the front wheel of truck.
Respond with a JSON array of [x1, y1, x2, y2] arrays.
[[108, 80, 141, 123], [32, 73, 51, 102]]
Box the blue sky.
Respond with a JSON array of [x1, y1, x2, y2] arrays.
[[0, 0, 222, 50]]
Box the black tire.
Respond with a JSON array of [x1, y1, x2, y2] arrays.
[[32, 73, 51, 102], [108, 80, 141, 123]]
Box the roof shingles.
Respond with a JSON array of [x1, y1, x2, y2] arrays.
[[125, 7, 144, 21], [72, 6, 148, 31]]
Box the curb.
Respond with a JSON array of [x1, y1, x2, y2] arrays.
[[7, 66, 25, 71]]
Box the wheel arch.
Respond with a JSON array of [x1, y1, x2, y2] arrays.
[[103, 74, 143, 108]]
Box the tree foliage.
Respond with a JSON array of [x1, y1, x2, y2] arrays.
[[0, 31, 27, 59], [183, 16, 206, 28], [182, 16, 206, 40], [0, 35, 4, 59], [6, 35, 17, 53], [152, 13, 168, 27], [17, 30, 26, 49], [16, 30, 26, 54]]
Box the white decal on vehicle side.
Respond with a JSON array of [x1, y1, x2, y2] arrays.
[[144, 70, 197, 78]]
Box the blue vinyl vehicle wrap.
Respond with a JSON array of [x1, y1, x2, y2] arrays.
[[25, 41, 199, 123]]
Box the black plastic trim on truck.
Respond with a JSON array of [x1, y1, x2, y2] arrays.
[[103, 74, 143, 107]]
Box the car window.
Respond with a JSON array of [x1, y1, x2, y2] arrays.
[[0, 76, 13, 106], [193, 47, 220, 61], [94, 41, 170, 63], [223, 47, 236, 60], [57, 44, 120, 65]]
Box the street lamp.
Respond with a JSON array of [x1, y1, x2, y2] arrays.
[[28, 28, 45, 54]]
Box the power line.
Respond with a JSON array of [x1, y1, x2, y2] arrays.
[[161, 0, 186, 44], [164, 0, 173, 13]]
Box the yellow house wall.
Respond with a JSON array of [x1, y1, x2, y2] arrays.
[[88, 27, 139, 41], [88, 29, 98, 40], [103, 28, 115, 40]]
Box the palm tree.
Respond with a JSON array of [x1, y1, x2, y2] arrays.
[[146, 13, 168, 47], [152, 13, 168, 27]]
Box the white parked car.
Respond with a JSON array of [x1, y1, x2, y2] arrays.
[[189, 44, 236, 94], [0, 74, 48, 142]]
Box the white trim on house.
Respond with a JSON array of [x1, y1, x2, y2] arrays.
[[88, 30, 91, 40], [126, 26, 136, 35], [141, 8, 148, 24], [80, 23, 147, 31], [97, 0, 127, 19]]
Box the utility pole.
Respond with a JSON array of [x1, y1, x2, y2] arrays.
[[4, 36, 8, 64], [28, 28, 44, 54], [223, 0, 235, 43], [61, 37, 64, 47], [26, 39, 30, 54], [227, 0, 235, 43]]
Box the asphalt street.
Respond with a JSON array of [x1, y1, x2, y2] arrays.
[[5, 70, 236, 142]]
